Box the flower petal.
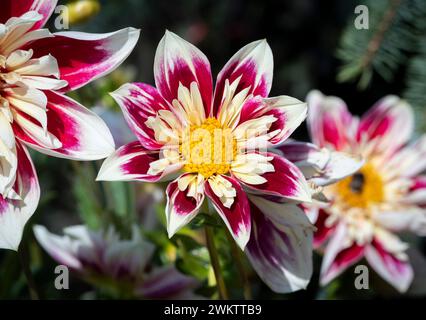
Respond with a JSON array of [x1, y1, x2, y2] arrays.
[[357, 96, 414, 154], [307, 90, 354, 150], [246, 196, 314, 293], [33, 225, 83, 270], [29, 28, 140, 92], [235, 153, 312, 203], [97, 141, 181, 182], [110, 83, 173, 150], [15, 90, 115, 160], [374, 208, 426, 236], [313, 209, 336, 248], [154, 31, 212, 115], [0, 141, 40, 251], [0, 113, 17, 198], [213, 39, 273, 116], [0, 0, 57, 29], [320, 223, 365, 286], [365, 238, 413, 293], [166, 173, 204, 238], [205, 175, 251, 250], [384, 135, 426, 178], [278, 141, 364, 186], [404, 176, 426, 206], [138, 266, 200, 299]]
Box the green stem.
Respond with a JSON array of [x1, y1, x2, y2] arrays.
[[226, 231, 252, 300], [18, 243, 40, 300], [204, 226, 229, 300]]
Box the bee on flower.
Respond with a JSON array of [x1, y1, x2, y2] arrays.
[[306, 90, 426, 292]]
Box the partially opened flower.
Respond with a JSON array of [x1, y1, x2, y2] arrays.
[[0, 0, 139, 250], [97, 30, 319, 293], [306, 90, 426, 292], [34, 225, 200, 299]]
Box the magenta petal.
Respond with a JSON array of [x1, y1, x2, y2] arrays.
[[313, 209, 335, 248], [97, 141, 180, 182], [320, 223, 365, 285], [0, 141, 40, 250], [154, 31, 213, 115], [0, 0, 57, 28], [205, 175, 251, 250], [357, 95, 414, 154], [306, 90, 354, 150], [165, 174, 204, 238], [238, 153, 311, 202], [246, 198, 313, 293], [110, 83, 172, 150], [365, 238, 413, 292], [29, 28, 140, 92], [15, 91, 114, 160], [238, 95, 307, 145], [213, 40, 273, 116]]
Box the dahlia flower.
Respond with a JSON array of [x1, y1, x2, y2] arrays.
[[97, 31, 361, 293], [0, 0, 139, 250], [307, 90, 426, 292], [97, 30, 311, 248], [34, 225, 200, 299]]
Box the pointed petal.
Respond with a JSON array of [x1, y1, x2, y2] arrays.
[[403, 176, 426, 207], [385, 135, 426, 178], [154, 31, 212, 115], [97, 141, 181, 182], [320, 223, 365, 286], [0, 0, 57, 28], [29, 28, 140, 92], [166, 174, 204, 238], [307, 90, 354, 150], [278, 141, 364, 186], [365, 238, 413, 293], [15, 91, 114, 160], [235, 153, 312, 203], [0, 141, 40, 251], [374, 208, 426, 236], [205, 175, 251, 250], [357, 96, 414, 154], [313, 209, 336, 248], [213, 39, 273, 116], [238, 95, 306, 146], [110, 83, 173, 150], [33, 225, 82, 270], [246, 196, 314, 293]]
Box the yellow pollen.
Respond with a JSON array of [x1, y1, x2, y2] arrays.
[[333, 163, 384, 209], [180, 117, 237, 178]]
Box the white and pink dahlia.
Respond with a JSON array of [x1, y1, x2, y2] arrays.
[[34, 225, 200, 299], [307, 90, 426, 292], [0, 0, 139, 250], [97, 31, 362, 293], [97, 30, 311, 249]]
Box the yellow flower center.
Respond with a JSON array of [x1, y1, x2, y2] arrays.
[[180, 117, 237, 178], [332, 163, 384, 209]]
